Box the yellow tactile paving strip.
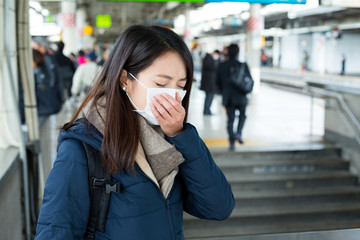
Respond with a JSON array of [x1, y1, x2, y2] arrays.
[[203, 137, 325, 149]]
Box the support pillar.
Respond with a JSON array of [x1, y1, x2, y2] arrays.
[[61, 0, 76, 55], [184, 2, 191, 48], [246, 4, 263, 93]]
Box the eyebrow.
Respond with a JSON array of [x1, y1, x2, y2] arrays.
[[156, 74, 187, 81]]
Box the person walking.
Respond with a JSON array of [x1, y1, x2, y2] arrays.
[[216, 44, 249, 151], [340, 54, 346, 75], [200, 50, 220, 115], [32, 37, 64, 117], [71, 51, 101, 97], [54, 41, 76, 98], [35, 25, 234, 240]]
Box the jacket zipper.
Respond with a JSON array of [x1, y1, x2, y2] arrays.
[[136, 166, 177, 240]]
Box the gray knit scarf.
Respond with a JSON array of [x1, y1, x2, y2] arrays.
[[83, 97, 185, 197]]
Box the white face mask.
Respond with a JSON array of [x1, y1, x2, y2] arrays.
[[126, 72, 187, 125]]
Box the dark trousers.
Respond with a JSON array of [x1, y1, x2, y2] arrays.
[[226, 103, 247, 141], [204, 92, 214, 114]]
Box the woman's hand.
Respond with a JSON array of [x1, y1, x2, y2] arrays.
[[151, 92, 185, 137]]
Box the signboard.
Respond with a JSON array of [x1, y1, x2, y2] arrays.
[[320, 0, 360, 8], [96, 15, 112, 28], [145, 19, 175, 28], [98, 0, 203, 2], [98, 0, 305, 3], [206, 0, 305, 3]]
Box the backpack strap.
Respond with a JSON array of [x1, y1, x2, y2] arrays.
[[81, 142, 121, 240]]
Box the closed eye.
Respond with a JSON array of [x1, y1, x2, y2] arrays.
[[177, 85, 185, 90], [155, 83, 166, 87]]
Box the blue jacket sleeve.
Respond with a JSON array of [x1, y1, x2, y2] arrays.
[[166, 124, 235, 220], [35, 139, 90, 240]]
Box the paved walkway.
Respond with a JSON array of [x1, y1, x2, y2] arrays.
[[189, 82, 324, 149]]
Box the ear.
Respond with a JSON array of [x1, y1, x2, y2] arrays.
[[120, 69, 129, 89]]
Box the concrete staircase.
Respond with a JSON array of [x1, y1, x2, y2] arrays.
[[183, 144, 360, 239]]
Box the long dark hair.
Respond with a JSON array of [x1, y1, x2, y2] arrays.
[[63, 25, 194, 175]]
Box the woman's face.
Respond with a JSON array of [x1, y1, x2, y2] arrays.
[[125, 51, 187, 110]]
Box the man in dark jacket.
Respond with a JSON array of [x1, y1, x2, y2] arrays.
[[200, 50, 220, 115], [216, 44, 248, 151], [54, 41, 76, 98]]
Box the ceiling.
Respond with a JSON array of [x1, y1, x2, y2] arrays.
[[34, 1, 360, 42], [35, 0, 204, 42]]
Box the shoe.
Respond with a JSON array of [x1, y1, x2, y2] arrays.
[[236, 134, 244, 144], [229, 141, 235, 151]]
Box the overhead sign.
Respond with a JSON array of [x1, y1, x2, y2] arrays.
[[320, 0, 360, 7], [98, 0, 203, 2], [146, 19, 175, 28], [96, 15, 112, 28], [206, 0, 305, 3], [98, 0, 305, 2]]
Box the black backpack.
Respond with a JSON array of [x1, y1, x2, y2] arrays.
[[81, 142, 121, 240], [229, 62, 254, 94]]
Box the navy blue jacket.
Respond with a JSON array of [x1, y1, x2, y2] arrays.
[[35, 119, 234, 240]]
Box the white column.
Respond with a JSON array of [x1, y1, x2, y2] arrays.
[[75, 7, 86, 51], [184, 2, 191, 48], [76, 7, 95, 51], [273, 36, 280, 68], [61, 0, 76, 55], [246, 4, 263, 93]]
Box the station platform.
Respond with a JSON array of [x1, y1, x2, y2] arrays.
[[188, 82, 324, 149], [49, 81, 325, 159]]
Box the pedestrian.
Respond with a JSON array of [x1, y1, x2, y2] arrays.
[[200, 50, 220, 115], [35, 25, 234, 240], [71, 51, 101, 97], [340, 54, 346, 75], [301, 51, 309, 72], [54, 41, 76, 98], [32, 37, 64, 118], [77, 49, 86, 66], [216, 43, 249, 151]]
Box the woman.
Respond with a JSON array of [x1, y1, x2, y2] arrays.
[[35, 25, 234, 240]]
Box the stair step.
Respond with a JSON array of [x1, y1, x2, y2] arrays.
[[219, 158, 349, 174], [188, 228, 360, 240], [232, 187, 360, 207], [227, 171, 358, 190], [186, 145, 360, 238], [184, 213, 360, 238], [212, 146, 341, 162], [184, 201, 360, 220]]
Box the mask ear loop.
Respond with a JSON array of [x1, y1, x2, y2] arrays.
[[126, 72, 146, 111], [128, 72, 148, 89], [126, 92, 140, 110]]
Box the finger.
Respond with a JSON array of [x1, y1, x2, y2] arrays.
[[154, 94, 178, 116], [152, 97, 171, 119], [175, 92, 181, 103], [160, 93, 184, 113], [150, 101, 165, 122]]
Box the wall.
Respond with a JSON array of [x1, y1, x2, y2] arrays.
[[0, 0, 25, 239], [0, 153, 24, 240], [281, 32, 360, 75], [324, 91, 360, 175]]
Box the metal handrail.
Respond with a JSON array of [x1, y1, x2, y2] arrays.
[[305, 86, 360, 147], [262, 75, 360, 148]]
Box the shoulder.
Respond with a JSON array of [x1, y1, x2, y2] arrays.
[[56, 139, 88, 167]]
